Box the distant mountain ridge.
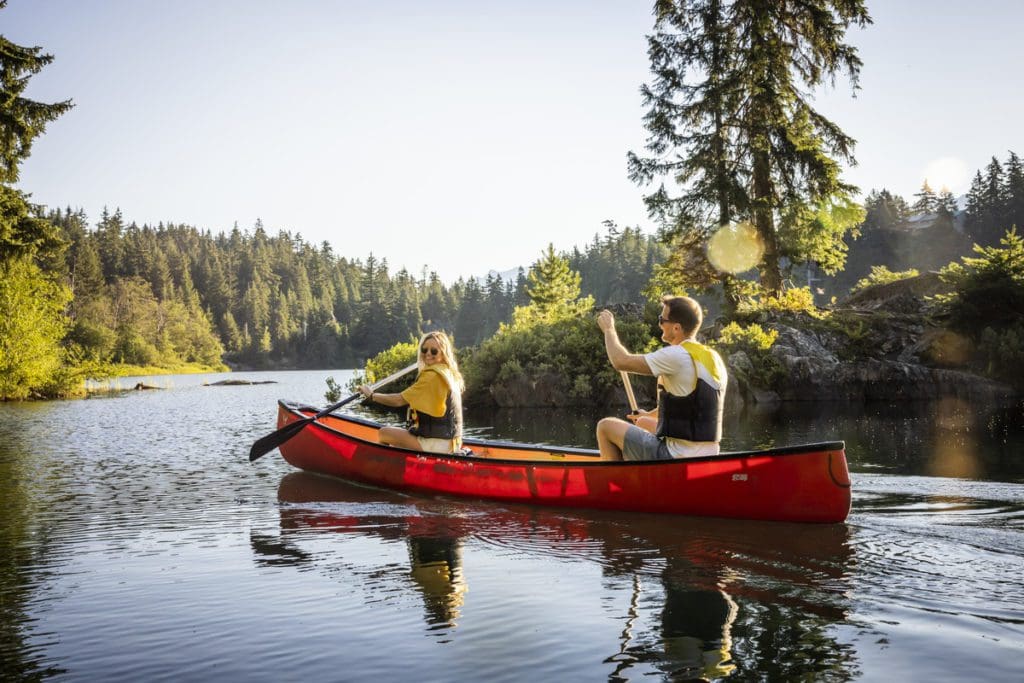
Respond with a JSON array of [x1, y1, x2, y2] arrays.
[[480, 266, 524, 284]]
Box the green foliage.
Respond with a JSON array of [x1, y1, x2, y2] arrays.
[[715, 322, 784, 387], [0, 18, 74, 186], [0, 14, 77, 398], [0, 257, 71, 399], [40, 213, 663, 378], [803, 308, 877, 362], [324, 376, 342, 403], [936, 227, 1024, 331], [978, 324, 1024, 387], [569, 223, 667, 305], [965, 151, 1024, 248], [851, 266, 920, 295], [718, 322, 778, 352], [778, 196, 866, 275], [520, 245, 595, 324], [346, 340, 419, 392], [463, 312, 657, 407], [628, 0, 870, 299], [736, 286, 823, 319], [933, 228, 1024, 387]]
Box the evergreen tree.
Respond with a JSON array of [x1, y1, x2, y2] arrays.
[[420, 271, 450, 330], [912, 180, 937, 214], [220, 310, 243, 354], [526, 244, 582, 309], [516, 245, 594, 325], [481, 273, 511, 338], [937, 187, 958, 218], [0, 2, 74, 397], [1004, 151, 1024, 229], [512, 268, 530, 308], [965, 171, 986, 236], [391, 268, 423, 342], [454, 277, 486, 346], [981, 157, 1008, 243], [629, 0, 870, 300]]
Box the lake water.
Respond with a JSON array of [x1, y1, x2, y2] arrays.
[[2, 370, 1023, 681]]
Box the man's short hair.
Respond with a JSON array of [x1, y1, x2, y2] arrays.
[[661, 295, 703, 337]]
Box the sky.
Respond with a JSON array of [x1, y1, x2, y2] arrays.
[[5, 0, 1023, 283]]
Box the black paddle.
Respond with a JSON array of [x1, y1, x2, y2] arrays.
[[248, 362, 418, 462]]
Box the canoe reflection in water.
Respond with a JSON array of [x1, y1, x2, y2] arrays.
[[251, 473, 469, 628], [253, 472, 855, 680]]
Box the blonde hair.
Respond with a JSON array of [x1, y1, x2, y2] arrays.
[[418, 331, 465, 392]]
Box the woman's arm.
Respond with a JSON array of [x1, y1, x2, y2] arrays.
[[358, 384, 409, 408]]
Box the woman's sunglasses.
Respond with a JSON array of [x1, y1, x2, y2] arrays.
[[420, 347, 440, 357]]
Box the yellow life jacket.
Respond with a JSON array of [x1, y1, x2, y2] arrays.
[[407, 365, 463, 447]]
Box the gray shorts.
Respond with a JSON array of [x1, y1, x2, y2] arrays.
[[622, 426, 673, 461]]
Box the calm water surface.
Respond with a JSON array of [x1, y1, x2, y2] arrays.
[[2, 370, 1023, 681]]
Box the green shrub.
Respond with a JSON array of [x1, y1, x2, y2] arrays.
[[931, 228, 1024, 386], [112, 331, 160, 366], [716, 322, 784, 387], [463, 313, 657, 406], [718, 321, 778, 352], [850, 266, 920, 295], [345, 340, 419, 392], [936, 227, 1024, 331], [736, 286, 823, 319], [979, 324, 1024, 387], [324, 376, 343, 403]]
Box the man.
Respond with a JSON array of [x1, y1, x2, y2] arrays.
[[596, 295, 727, 461]]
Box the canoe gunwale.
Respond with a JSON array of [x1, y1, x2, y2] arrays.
[[278, 399, 846, 467]]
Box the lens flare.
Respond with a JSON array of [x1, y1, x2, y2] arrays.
[[707, 222, 764, 274], [922, 157, 969, 194], [927, 397, 980, 479]]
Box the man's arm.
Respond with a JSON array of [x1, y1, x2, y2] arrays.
[[597, 310, 653, 375]]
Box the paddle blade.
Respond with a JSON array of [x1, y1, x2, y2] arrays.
[[248, 416, 313, 462]]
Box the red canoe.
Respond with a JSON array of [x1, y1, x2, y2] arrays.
[[271, 400, 852, 523]]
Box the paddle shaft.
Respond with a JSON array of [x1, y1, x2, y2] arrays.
[[248, 362, 418, 462], [620, 371, 639, 413]]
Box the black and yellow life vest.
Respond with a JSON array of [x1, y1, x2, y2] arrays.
[[655, 341, 725, 443], [407, 366, 463, 444]]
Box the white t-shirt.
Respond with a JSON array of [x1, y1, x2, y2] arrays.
[[643, 343, 723, 458]]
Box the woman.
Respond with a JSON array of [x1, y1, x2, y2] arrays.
[[358, 331, 465, 454]]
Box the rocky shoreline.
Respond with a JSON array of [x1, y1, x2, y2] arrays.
[[483, 274, 1018, 409]]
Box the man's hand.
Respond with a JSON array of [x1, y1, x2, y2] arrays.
[[625, 407, 654, 423], [597, 309, 615, 333]]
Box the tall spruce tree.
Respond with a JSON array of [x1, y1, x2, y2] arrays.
[[1004, 151, 1024, 231], [515, 245, 594, 325], [0, 2, 74, 397], [629, 0, 870, 301]]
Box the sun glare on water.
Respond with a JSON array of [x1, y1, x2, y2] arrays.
[[707, 222, 764, 274]]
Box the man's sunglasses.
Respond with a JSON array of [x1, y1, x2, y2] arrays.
[[420, 347, 440, 356], [657, 315, 677, 325]]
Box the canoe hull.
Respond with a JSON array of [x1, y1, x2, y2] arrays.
[[273, 401, 851, 523]]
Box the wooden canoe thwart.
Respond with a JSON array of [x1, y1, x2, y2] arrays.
[[271, 400, 852, 523]]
